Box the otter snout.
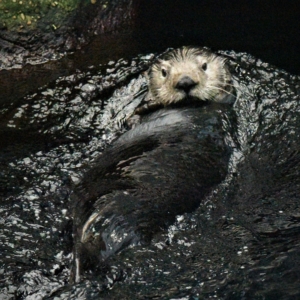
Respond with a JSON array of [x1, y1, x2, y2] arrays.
[[175, 76, 197, 93]]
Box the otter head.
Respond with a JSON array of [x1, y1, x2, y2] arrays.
[[147, 46, 232, 105]]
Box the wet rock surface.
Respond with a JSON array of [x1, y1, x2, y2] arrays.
[[0, 49, 300, 299], [0, 0, 136, 69]]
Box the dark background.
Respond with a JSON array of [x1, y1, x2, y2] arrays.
[[136, 0, 300, 75]]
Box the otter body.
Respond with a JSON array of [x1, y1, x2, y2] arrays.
[[72, 47, 235, 281], [73, 104, 232, 280]]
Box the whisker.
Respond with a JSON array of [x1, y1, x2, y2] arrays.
[[206, 85, 236, 98], [226, 83, 258, 98], [211, 84, 261, 101], [223, 82, 237, 90]]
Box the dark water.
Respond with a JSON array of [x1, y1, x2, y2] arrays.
[[1, 2, 300, 298], [1, 45, 300, 299]]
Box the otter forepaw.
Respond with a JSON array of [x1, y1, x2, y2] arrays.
[[125, 114, 142, 129]]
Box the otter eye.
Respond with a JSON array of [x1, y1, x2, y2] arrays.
[[202, 63, 207, 71], [161, 68, 167, 77]]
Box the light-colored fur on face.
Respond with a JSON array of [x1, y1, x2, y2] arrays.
[[147, 46, 232, 105]]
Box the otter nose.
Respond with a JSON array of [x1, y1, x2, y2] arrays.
[[175, 76, 197, 93]]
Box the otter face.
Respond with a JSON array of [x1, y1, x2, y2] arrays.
[[148, 47, 232, 105]]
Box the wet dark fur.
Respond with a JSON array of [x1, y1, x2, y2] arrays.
[[72, 102, 233, 281]]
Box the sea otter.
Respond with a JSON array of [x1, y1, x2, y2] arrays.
[[71, 47, 235, 282]]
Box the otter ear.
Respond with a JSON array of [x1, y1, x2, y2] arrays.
[[144, 69, 150, 80], [143, 68, 150, 81], [144, 59, 165, 80], [144, 60, 159, 80]]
